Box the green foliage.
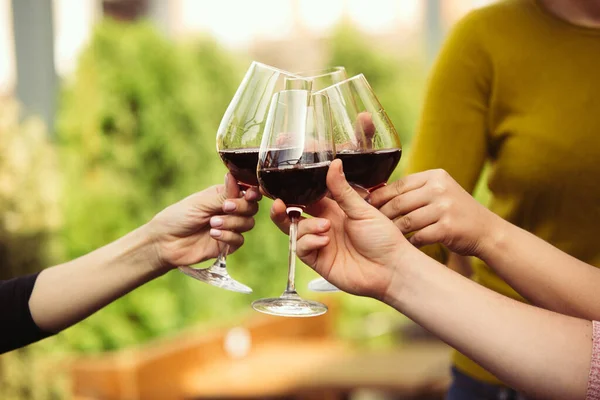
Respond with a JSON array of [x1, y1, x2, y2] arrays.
[[328, 23, 426, 148], [51, 20, 426, 353], [0, 99, 59, 280], [0, 99, 64, 400], [54, 19, 295, 353], [0, 19, 428, 399]]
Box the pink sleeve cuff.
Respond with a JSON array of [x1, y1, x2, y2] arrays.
[[586, 321, 600, 400]]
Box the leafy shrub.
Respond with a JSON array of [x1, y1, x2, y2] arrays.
[[0, 98, 63, 400], [327, 23, 426, 148], [53, 19, 296, 353], [0, 98, 60, 280]]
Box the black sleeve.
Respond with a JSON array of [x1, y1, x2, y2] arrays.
[[0, 272, 53, 354]]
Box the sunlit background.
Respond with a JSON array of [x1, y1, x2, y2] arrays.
[[1, 1, 492, 399]]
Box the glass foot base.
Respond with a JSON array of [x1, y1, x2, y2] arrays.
[[178, 265, 253, 294], [252, 294, 327, 317], [308, 277, 340, 292]]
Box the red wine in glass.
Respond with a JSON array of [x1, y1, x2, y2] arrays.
[[310, 74, 403, 293], [179, 62, 308, 294], [218, 149, 260, 188], [252, 90, 333, 317], [337, 148, 402, 191], [259, 161, 330, 208]]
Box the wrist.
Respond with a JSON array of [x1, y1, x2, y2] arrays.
[[478, 211, 509, 264], [130, 223, 170, 275], [381, 243, 423, 306]]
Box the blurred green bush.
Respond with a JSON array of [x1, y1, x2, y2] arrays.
[[0, 98, 63, 400], [328, 23, 426, 150], [0, 19, 426, 399], [53, 19, 295, 353], [0, 98, 59, 280]]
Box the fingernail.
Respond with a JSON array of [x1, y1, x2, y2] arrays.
[[365, 195, 372, 204], [210, 216, 224, 227], [210, 229, 222, 238], [224, 173, 229, 186], [223, 201, 236, 212], [319, 220, 329, 229]]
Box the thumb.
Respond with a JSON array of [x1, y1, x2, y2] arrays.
[[326, 159, 370, 220]]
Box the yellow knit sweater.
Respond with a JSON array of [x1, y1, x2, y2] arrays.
[[406, 0, 600, 384]]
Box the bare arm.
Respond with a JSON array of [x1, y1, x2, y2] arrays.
[[30, 225, 164, 332], [271, 160, 593, 400], [386, 249, 591, 400], [478, 215, 600, 320], [29, 176, 259, 333], [370, 169, 600, 321]]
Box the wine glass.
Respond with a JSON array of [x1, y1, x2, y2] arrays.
[[309, 73, 403, 293], [293, 66, 348, 91], [288, 67, 348, 293], [179, 62, 310, 294], [252, 90, 333, 317]]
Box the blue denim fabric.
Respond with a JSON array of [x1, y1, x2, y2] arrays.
[[445, 368, 527, 400]]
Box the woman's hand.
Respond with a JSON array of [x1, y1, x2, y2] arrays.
[[270, 159, 415, 300], [368, 169, 502, 257], [148, 173, 261, 271]]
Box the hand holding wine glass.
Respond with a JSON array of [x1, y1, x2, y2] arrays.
[[270, 159, 414, 301], [308, 73, 403, 292], [151, 173, 260, 268], [368, 169, 502, 257], [179, 62, 309, 293], [252, 90, 334, 317]]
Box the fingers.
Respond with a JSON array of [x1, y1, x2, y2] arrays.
[[244, 187, 262, 202], [368, 172, 429, 208], [297, 218, 330, 239], [378, 187, 431, 220], [355, 112, 375, 148], [393, 205, 439, 234], [224, 173, 241, 200], [270, 198, 331, 238], [209, 229, 245, 249], [326, 159, 372, 220], [297, 234, 330, 259], [408, 224, 446, 248], [270, 198, 292, 234], [223, 197, 259, 216], [210, 215, 255, 233]]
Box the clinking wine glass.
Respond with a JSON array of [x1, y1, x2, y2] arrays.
[[178, 62, 310, 294], [252, 90, 333, 317], [308, 73, 403, 293], [294, 66, 348, 91], [286, 67, 348, 293]]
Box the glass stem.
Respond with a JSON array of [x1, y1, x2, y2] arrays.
[[284, 207, 302, 296], [213, 245, 229, 269]]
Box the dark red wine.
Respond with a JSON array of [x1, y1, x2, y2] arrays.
[[260, 148, 332, 169], [337, 148, 402, 191], [219, 149, 260, 188], [258, 162, 330, 208]]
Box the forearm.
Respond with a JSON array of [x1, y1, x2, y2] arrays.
[[480, 215, 600, 320], [386, 250, 592, 400], [29, 224, 165, 332]]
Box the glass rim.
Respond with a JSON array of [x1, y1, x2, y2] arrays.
[[294, 66, 346, 79], [313, 73, 367, 94], [271, 89, 329, 100], [250, 61, 306, 79]]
